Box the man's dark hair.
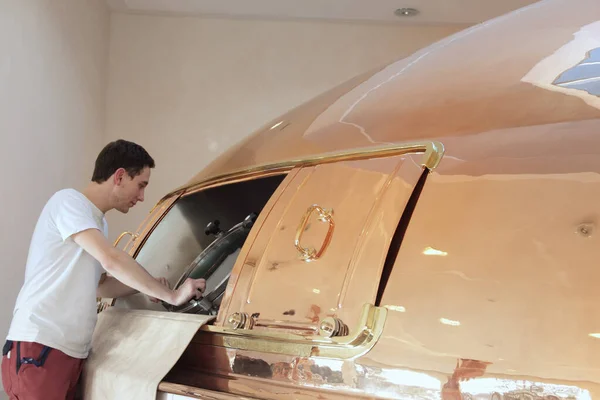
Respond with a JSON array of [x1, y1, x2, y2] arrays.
[[92, 139, 155, 183]]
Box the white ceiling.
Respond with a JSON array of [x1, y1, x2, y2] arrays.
[[106, 0, 541, 25]]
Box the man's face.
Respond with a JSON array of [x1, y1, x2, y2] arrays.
[[113, 167, 151, 213]]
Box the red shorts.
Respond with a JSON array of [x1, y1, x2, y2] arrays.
[[1, 340, 85, 400]]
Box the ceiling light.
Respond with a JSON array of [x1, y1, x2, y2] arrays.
[[395, 8, 419, 17]]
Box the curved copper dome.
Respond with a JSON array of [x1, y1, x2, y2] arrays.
[[169, 0, 600, 196]]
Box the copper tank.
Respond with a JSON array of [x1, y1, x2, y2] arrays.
[[102, 0, 600, 398]]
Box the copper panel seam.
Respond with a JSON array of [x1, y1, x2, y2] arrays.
[[336, 156, 415, 309], [244, 168, 315, 305], [217, 169, 301, 325]]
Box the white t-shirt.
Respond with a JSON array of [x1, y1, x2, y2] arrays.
[[7, 188, 108, 359]]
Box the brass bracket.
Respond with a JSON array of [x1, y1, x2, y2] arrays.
[[198, 303, 387, 359]]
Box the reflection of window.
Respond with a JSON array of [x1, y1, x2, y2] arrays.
[[460, 377, 592, 400], [553, 48, 600, 96]]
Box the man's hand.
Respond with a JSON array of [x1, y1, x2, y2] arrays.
[[171, 278, 206, 306], [148, 277, 207, 306], [148, 277, 171, 303]]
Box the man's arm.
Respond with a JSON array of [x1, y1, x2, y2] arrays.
[[96, 274, 169, 301], [96, 274, 137, 299], [73, 228, 204, 306]]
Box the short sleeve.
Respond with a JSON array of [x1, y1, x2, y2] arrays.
[[54, 191, 103, 242]]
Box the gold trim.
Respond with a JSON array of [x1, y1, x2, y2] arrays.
[[294, 205, 335, 261], [113, 231, 138, 249], [162, 140, 445, 201], [195, 303, 386, 359]]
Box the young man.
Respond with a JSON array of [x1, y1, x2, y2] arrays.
[[1, 140, 206, 400]]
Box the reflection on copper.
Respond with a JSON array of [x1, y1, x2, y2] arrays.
[[270, 121, 284, 130], [385, 305, 406, 313], [461, 378, 592, 400], [362, 365, 442, 400], [442, 359, 490, 400], [423, 246, 448, 256], [380, 369, 440, 390], [440, 317, 461, 326], [553, 47, 600, 97], [522, 21, 600, 110]]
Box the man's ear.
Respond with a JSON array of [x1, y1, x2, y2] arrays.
[[113, 168, 127, 185]]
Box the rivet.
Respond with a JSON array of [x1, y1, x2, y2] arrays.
[[576, 223, 594, 238], [319, 317, 349, 338], [226, 312, 253, 330], [226, 312, 245, 329]]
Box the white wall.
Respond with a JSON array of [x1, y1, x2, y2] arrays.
[[105, 13, 468, 241], [0, 0, 110, 390]]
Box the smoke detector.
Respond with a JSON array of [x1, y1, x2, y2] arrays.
[[395, 8, 419, 17]]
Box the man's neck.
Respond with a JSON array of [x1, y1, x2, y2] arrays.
[[81, 183, 112, 214]]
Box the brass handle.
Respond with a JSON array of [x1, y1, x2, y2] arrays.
[[113, 231, 139, 249], [294, 205, 335, 261]]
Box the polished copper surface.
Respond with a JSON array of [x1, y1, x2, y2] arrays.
[[106, 0, 600, 398], [174, 0, 600, 193]]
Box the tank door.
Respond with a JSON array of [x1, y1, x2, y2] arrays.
[[220, 144, 440, 335]]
